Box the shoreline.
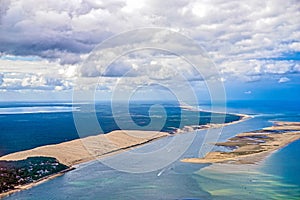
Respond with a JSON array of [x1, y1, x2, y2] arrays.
[[0, 130, 169, 198], [0, 167, 75, 199], [174, 112, 251, 133], [181, 121, 300, 165], [0, 112, 249, 198]]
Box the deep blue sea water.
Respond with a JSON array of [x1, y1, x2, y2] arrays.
[[1, 100, 300, 200]]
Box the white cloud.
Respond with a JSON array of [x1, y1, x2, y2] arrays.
[[0, 73, 3, 85], [78, 29, 216, 94], [0, 58, 76, 91], [278, 77, 290, 83], [219, 59, 299, 82], [122, 0, 145, 13], [244, 91, 252, 94], [0, 72, 73, 91]]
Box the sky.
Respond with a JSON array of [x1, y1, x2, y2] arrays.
[[0, 0, 299, 102]]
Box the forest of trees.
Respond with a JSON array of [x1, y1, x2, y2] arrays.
[[0, 157, 69, 193]]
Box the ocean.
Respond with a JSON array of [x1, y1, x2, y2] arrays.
[[1, 100, 300, 199]]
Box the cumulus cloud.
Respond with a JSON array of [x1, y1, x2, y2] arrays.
[[278, 77, 290, 83], [0, 59, 76, 91], [0, 73, 3, 85], [94, 53, 205, 82], [78, 29, 216, 93], [0, 72, 73, 91]]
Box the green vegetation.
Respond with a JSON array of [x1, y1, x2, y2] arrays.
[[0, 157, 68, 193]]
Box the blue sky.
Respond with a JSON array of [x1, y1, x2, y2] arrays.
[[0, 0, 299, 102]]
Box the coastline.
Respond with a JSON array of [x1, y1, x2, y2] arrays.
[[0, 112, 249, 198], [0, 130, 168, 198], [0, 167, 74, 199], [181, 121, 300, 165], [174, 112, 251, 133]]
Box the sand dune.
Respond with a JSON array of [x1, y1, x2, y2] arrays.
[[0, 130, 168, 166]]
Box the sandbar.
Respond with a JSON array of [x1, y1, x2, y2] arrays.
[[181, 122, 300, 164]]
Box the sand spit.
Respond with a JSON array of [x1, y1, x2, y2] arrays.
[[181, 122, 300, 164]]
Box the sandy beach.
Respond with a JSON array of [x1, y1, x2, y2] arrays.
[[0, 130, 168, 198], [0, 168, 74, 199], [181, 122, 300, 164], [174, 113, 251, 133]]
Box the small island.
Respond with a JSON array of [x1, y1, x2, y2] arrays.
[[182, 121, 300, 164]]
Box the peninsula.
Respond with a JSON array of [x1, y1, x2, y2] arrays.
[[182, 121, 300, 164]]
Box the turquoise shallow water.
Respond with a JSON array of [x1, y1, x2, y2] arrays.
[[3, 100, 300, 199], [195, 141, 300, 200]]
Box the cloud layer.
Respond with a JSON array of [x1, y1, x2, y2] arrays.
[[0, 0, 299, 93]]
